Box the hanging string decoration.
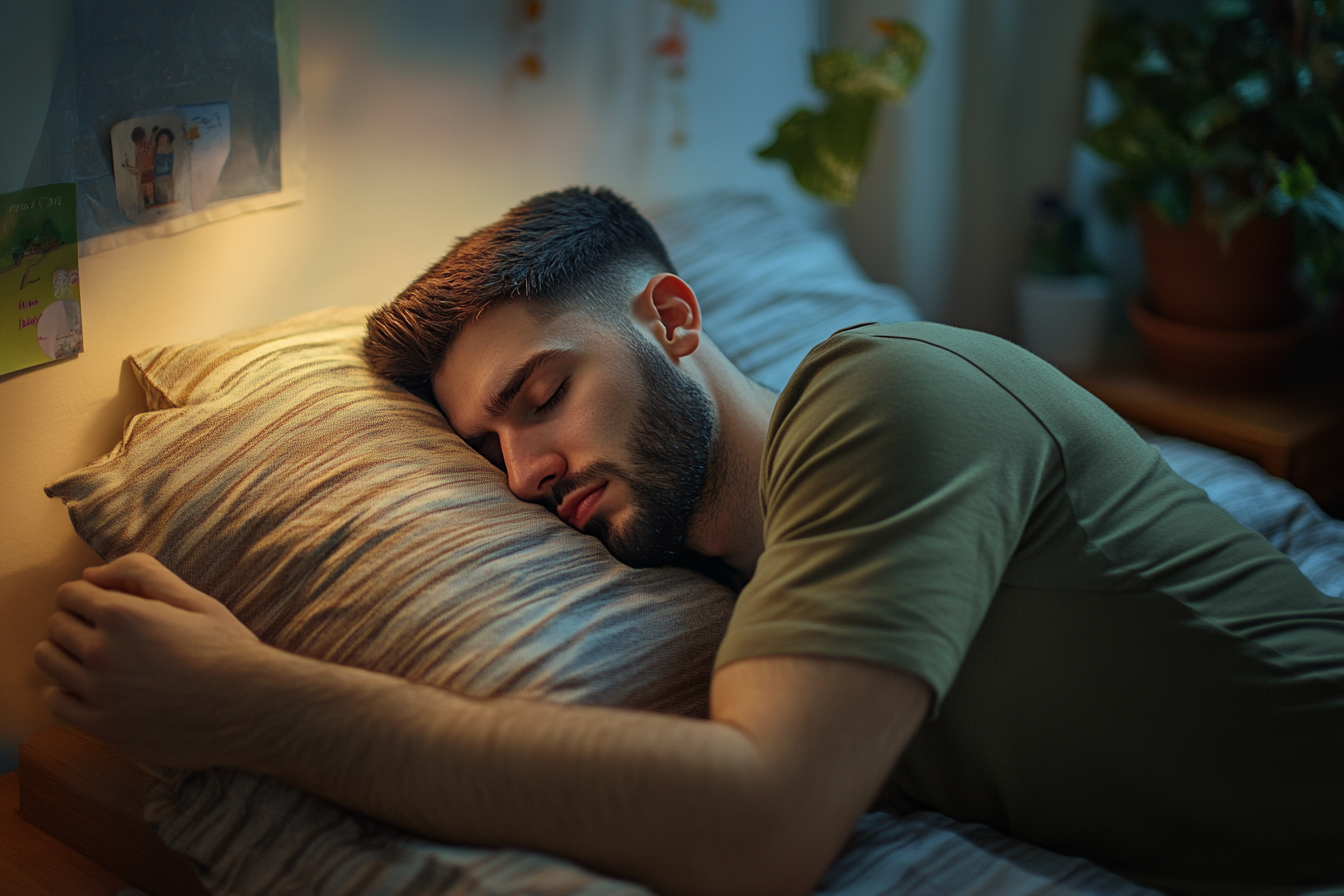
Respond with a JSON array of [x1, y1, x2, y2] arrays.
[[652, 0, 717, 147], [511, 0, 547, 83]]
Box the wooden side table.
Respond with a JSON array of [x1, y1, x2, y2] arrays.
[[1068, 341, 1344, 518], [0, 772, 127, 896], [3, 727, 208, 896]]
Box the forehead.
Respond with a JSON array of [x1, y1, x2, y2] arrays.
[[432, 301, 594, 431]]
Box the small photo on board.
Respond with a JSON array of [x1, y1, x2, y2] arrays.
[[111, 112, 192, 225]]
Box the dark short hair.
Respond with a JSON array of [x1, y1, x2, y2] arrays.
[[364, 186, 675, 404], [157, 129, 174, 143], [131, 126, 146, 142]]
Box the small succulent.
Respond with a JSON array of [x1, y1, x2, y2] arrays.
[[1026, 194, 1105, 277]]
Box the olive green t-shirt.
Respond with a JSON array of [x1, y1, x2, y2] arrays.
[[715, 322, 1344, 896]]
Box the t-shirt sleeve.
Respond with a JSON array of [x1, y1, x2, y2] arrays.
[[715, 327, 1060, 707]]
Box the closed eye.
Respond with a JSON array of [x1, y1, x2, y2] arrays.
[[538, 378, 569, 414], [469, 432, 505, 471]]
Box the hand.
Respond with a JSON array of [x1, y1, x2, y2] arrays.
[[33, 553, 267, 768]]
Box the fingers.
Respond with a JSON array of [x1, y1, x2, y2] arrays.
[[46, 608, 97, 662], [41, 685, 98, 732], [83, 552, 174, 597], [54, 578, 122, 627], [33, 638, 92, 695], [53, 577, 189, 659], [82, 553, 213, 613]]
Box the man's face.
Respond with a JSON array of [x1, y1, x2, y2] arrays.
[[434, 300, 715, 567]]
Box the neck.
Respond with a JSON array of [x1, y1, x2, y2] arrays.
[[684, 341, 776, 578]]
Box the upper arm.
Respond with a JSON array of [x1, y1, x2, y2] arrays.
[[708, 654, 931, 895]]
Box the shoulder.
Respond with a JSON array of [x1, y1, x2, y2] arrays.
[[770, 322, 1049, 444], [759, 323, 1065, 528], [775, 321, 1133, 456], [801, 321, 1044, 385]]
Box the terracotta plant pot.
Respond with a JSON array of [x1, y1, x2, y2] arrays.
[[1128, 297, 1305, 388], [1137, 203, 1296, 330]]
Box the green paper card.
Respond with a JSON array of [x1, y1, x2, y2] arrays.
[[1, 184, 82, 376]]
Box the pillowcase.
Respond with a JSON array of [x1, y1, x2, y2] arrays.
[[46, 306, 735, 712]]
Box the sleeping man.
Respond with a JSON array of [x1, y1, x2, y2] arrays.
[[36, 187, 1344, 896]]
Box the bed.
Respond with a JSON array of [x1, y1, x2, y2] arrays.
[[40, 192, 1344, 896]]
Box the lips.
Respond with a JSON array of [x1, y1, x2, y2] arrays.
[[559, 482, 607, 530]]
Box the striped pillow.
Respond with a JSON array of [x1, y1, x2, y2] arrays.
[[45, 305, 736, 712]]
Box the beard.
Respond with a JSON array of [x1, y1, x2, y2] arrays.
[[549, 330, 717, 568]]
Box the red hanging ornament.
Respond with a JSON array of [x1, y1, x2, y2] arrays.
[[511, 0, 546, 82], [653, 14, 688, 79]]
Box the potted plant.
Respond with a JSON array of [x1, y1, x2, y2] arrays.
[[1081, 0, 1344, 385], [757, 19, 927, 206]]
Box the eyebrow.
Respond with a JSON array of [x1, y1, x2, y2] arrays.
[[484, 348, 569, 420]]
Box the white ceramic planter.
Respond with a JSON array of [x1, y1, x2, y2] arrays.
[[1016, 274, 1110, 370]]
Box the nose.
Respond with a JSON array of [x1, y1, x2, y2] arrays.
[[500, 429, 565, 503]]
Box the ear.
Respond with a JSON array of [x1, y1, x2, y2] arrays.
[[632, 274, 702, 360]]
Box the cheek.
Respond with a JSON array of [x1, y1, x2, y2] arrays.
[[572, 372, 643, 458], [600, 480, 636, 529]]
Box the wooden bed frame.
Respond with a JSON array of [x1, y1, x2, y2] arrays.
[[7, 726, 207, 896]]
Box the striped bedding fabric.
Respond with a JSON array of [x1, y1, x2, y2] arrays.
[[47, 192, 1344, 896]]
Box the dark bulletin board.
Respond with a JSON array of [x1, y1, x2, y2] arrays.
[[23, 0, 301, 254]]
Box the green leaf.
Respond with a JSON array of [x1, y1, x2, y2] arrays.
[[1081, 13, 1149, 85], [1264, 185, 1295, 216], [811, 48, 864, 95], [1277, 156, 1320, 199], [1204, 0, 1254, 21], [1183, 96, 1240, 142], [1230, 72, 1273, 108], [757, 97, 881, 205], [1084, 104, 1195, 171], [1150, 173, 1192, 226], [1202, 141, 1258, 171], [1211, 197, 1264, 251], [1294, 215, 1344, 304], [1134, 42, 1173, 75], [758, 20, 926, 204], [1298, 183, 1344, 231], [1310, 42, 1344, 88], [1329, 110, 1344, 146], [811, 29, 926, 102]]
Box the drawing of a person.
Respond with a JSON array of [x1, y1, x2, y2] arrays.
[[120, 126, 155, 207], [53, 270, 72, 299], [153, 128, 176, 206]]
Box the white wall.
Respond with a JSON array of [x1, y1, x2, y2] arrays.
[[0, 0, 825, 744], [832, 0, 1094, 332]]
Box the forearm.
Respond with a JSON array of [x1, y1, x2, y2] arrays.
[[228, 646, 806, 896], [38, 555, 919, 896]]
